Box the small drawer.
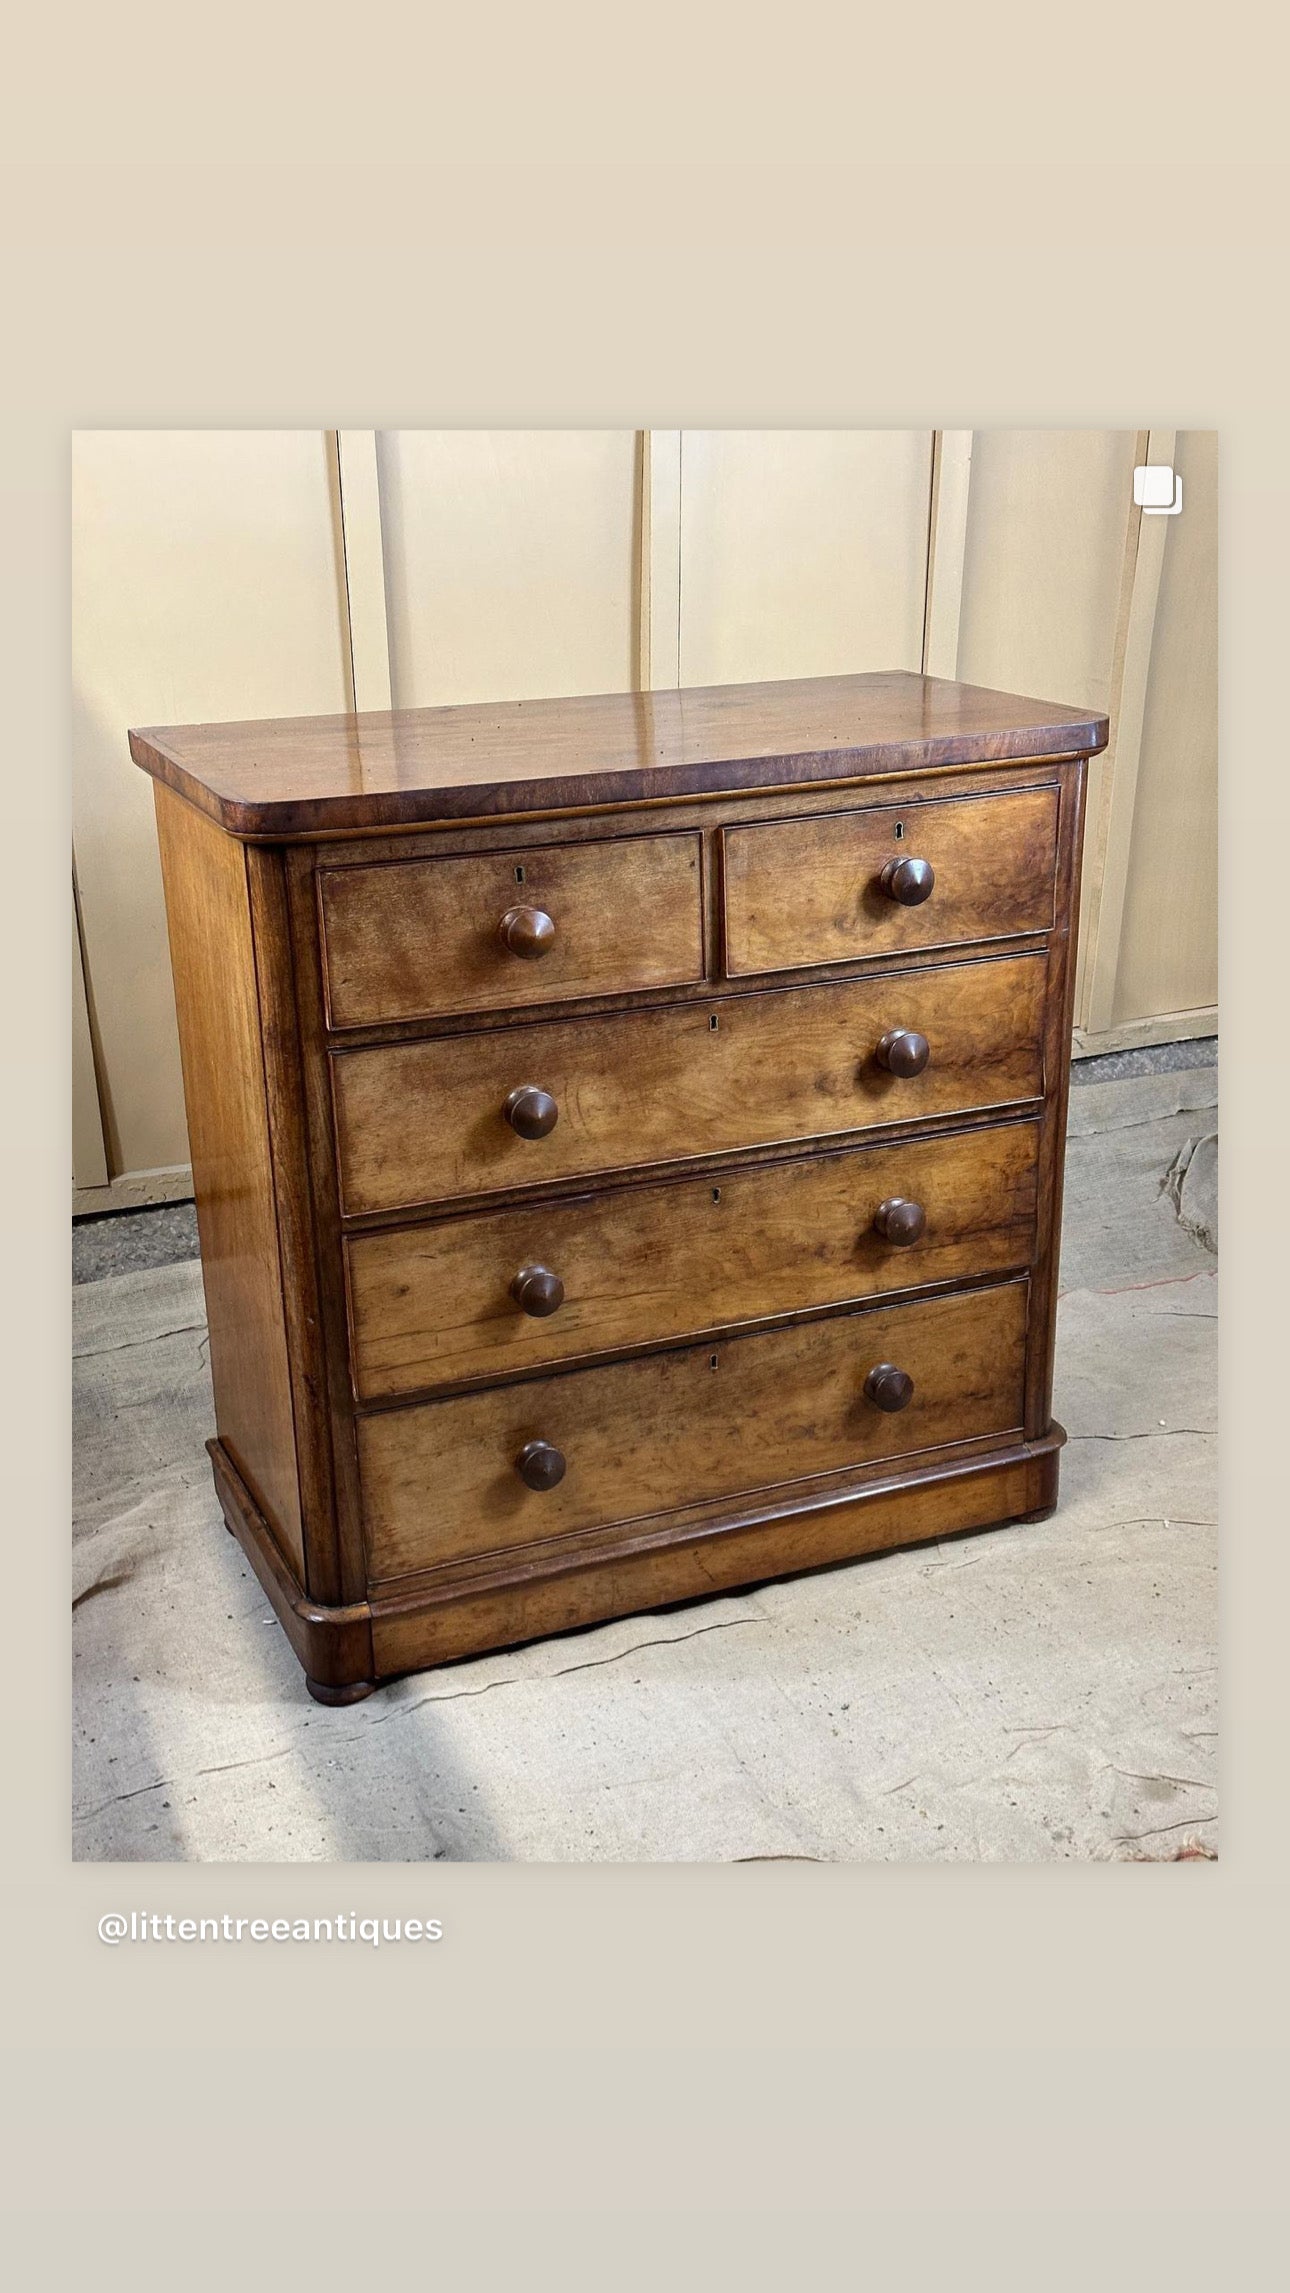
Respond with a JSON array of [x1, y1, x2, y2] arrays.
[[721, 784, 1059, 978], [357, 1278, 1030, 1581], [331, 951, 1047, 1216], [318, 830, 704, 1028], [345, 1119, 1041, 1401]]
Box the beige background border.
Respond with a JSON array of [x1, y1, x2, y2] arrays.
[[5, 158, 1284, 2249]]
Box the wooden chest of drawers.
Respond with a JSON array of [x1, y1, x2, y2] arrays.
[[131, 670, 1106, 1702]]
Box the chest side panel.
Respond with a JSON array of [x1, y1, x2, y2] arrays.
[[152, 784, 304, 1578]]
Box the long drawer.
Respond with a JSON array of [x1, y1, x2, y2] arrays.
[[331, 952, 1047, 1216], [345, 1119, 1041, 1400], [357, 1277, 1030, 1581], [721, 783, 1058, 976], [319, 830, 704, 1027]]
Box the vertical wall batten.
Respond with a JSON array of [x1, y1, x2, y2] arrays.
[[922, 431, 973, 680], [73, 429, 1217, 1210], [334, 431, 393, 714], [640, 430, 683, 690], [1079, 427, 1175, 1037], [72, 861, 110, 1191]]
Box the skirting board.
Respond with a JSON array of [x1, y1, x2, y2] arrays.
[[73, 1163, 195, 1218], [1072, 1006, 1216, 1060]]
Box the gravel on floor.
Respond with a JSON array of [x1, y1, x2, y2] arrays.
[[72, 1200, 199, 1285], [1070, 1035, 1216, 1085]]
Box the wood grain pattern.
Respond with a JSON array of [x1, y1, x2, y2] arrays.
[[319, 829, 704, 1028], [331, 952, 1047, 1216], [141, 668, 1092, 1697], [281, 847, 374, 1608], [243, 846, 345, 1605], [721, 783, 1058, 976], [345, 1119, 1041, 1400], [129, 669, 1107, 839], [357, 1278, 1029, 1581], [367, 1439, 1059, 1676], [151, 784, 304, 1575]]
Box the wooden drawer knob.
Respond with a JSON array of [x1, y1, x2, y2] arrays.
[[499, 904, 556, 959], [864, 1362, 914, 1413], [878, 855, 935, 906], [511, 1265, 565, 1317], [873, 1197, 927, 1246], [503, 1085, 559, 1139], [515, 1438, 566, 1490], [875, 1027, 930, 1078]]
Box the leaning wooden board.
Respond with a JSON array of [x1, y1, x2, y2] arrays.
[[132, 669, 1105, 1701]]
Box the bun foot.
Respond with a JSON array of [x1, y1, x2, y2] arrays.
[[306, 1675, 378, 1706]]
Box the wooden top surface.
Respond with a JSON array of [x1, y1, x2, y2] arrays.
[[129, 670, 1107, 839]]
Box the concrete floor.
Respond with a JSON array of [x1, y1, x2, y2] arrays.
[[72, 1051, 1217, 1862]]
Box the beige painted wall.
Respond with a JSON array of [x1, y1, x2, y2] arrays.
[[73, 431, 350, 1184], [1113, 429, 1218, 1025], [376, 430, 640, 707], [957, 430, 1138, 715], [72, 428, 1217, 1206], [677, 430, 933, 686]]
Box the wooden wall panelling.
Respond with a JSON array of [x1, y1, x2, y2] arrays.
[[1109, 430, 1218, 1029], [374, 430, 639, 709], [944, 424, 1210, 1042], [639, 430, 681, 691], [333, 430, 393, 713], [677, 430, 935, 687], [1078, 428, 1174, 1036], [72, 430, 354, 1190], [76, 429, 1217, 1216], [1071, 424, 1150, 1025], [922, 430, 974, 679], [956, 429, 1139, 714], [71, 860, 108, 1192]]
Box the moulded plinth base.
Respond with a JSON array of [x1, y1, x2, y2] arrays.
[[208, 1427, 1065, 1702]]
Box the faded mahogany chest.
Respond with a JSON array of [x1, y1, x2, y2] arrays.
[[131, 671, 1107, 1701]]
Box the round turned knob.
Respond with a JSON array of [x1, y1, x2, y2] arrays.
[[511, 1265, 565, 1318], [873, 1197, 927, 1247], [503, 1085, 559, 1140], [878, 855, 935, 906], [515, 1439, 566, 1491], [875, 1027, 930, 1078], [499, 904, 556, 960], [864, 1363, 914, 1414]]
